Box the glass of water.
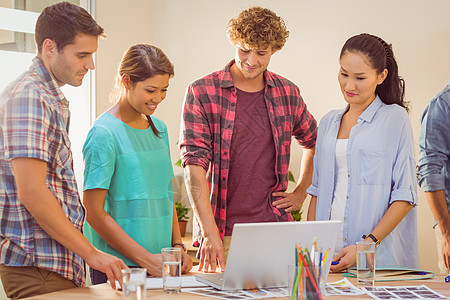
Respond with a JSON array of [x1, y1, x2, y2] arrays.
[[162, 247, 182, 294], [356, 241, 376, 286], [122, 267, 147, 300]]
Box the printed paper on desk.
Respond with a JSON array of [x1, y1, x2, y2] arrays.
[[184, 287, 288, 299], [146, 276, 208, 289], [362, 285, 446, 300], [108, 276, 208, 290], [325, 278, 365, 296]]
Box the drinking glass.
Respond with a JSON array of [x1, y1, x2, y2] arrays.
[[122, 267, 147, 300], [162, 247, 182, 293], [356, 241, 376, 286]]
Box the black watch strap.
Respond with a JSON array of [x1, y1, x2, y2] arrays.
[[362, 233, 380, 247], [172, 242, 187, 252]]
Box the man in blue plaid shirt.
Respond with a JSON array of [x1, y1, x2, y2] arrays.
[[0, 2, 126, 298]]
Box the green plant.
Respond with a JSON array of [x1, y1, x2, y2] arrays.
[[174, 158, 182, 168], [175, 201, 190, 222], [288, 170, 296, 183], [290, 208, 302, 221]]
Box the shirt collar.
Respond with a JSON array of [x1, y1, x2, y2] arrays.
[[335, 95, 384, 124], [358, 95, 383, 123], [219, 59, 275, 89], [31, 56, 66, 104]]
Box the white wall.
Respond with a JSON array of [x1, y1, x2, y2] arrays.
[[95, 0, 450, 273]]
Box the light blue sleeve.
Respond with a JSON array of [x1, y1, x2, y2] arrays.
[[390, 111, 417, 205], [417, 96, 450, 191], [306, 131, 320, 197], [82, 125, 116, 191], [307, 111, 335, 197]]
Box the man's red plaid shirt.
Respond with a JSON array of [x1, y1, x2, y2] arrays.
[[179, 60, 317, 240]]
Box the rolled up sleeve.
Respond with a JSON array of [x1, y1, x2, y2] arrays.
[[179, 84, 212, 171], [390, 116, 417, 206], [417, 96, 450, 192]]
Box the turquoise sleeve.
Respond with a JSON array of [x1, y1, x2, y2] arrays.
[[82, 125, 116, 191]]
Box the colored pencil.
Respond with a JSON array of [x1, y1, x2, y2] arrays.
[[298, 248, 323, 300]]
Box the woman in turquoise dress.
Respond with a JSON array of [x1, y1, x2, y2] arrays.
[[82, 44, 193, 284]]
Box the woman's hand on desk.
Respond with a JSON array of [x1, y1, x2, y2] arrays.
[[330, 245, 356, 272], [139, 253, 163, 277], [181, 251, 193, 274]]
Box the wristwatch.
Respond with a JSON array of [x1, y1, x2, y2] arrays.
[[362, 233, 380, 247], [172, 242, 187, 252]]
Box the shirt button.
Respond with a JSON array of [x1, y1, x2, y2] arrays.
[[346, 196, 349, 199], [344, 217, 347, 221], [227, 125, 231, 129], [348, 174, 350, 177], [231, 103, 236, 107], [224, 151, 228, 155], [222, 177, 226, 181], [343, 237, 347, 241]]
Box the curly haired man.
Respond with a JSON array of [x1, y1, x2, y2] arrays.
[[179, 6, 317, 272]]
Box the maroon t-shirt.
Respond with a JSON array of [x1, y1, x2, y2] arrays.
[[225, 88, 278, 236]]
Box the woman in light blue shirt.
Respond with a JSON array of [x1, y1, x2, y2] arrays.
[[83, 44, 193, 284], [307, 34, 419, 271]]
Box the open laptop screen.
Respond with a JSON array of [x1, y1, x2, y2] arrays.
[[196, 220, 341, 290]]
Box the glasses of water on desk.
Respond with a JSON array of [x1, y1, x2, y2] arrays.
[[122, 268, 147, 300], [356, 241, 375, 286], [162, 247, 182, 294]]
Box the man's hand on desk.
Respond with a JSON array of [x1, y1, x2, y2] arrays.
[[441, 227, 450, 270], [85, 249, 128, 290], [198, 234, 226, 273]]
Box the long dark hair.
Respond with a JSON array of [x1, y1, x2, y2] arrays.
[[112, 44, 174, 137], [340, 33, 408, 112]]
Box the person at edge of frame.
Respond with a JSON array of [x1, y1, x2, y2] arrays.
[[418, 81, 450, 276], [0, 2, 127, 299]]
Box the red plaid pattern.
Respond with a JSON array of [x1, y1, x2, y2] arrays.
[[180, 60, 317, 240]]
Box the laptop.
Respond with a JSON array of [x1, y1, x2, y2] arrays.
[[195, 220, 341, 290]]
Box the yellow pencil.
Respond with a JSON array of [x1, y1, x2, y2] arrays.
[[321, 248, 330, 267]]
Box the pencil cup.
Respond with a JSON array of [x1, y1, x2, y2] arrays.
[[122, 267, 147, 300], [162, 247, 182, 294], [356, 241, 375, 286], [288, 265, 323, 300]]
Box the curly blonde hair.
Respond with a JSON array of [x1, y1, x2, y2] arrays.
[[226, 6, 289, 51]]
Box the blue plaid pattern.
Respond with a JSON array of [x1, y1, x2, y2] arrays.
[[0, 57, 85, 287]]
